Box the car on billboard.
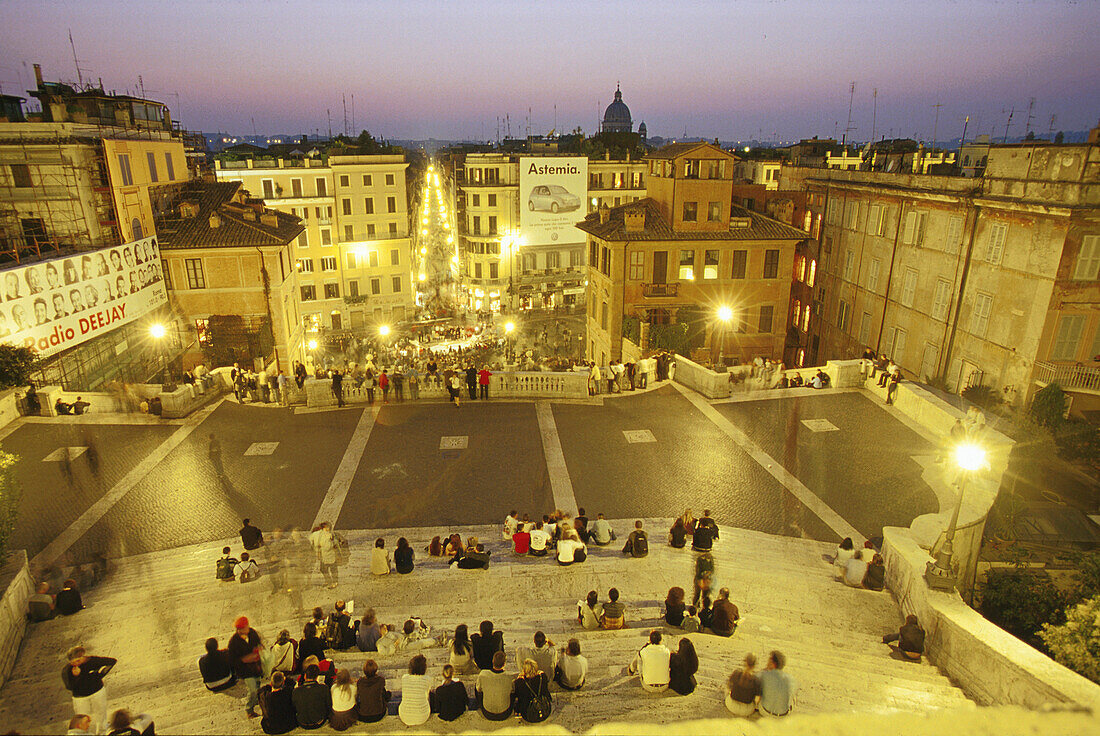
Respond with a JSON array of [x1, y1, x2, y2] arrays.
[[528, 185, 581, 213]]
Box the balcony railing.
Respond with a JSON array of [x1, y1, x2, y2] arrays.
[[1033, 361, 1100, 393], [642, 283, 679, 298]]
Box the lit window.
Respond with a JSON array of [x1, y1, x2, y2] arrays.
[[678, 250, 695, 280], [703, 250, 719, 279]]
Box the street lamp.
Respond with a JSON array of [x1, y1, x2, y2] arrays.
[[504, 321, 516, 362], [150, 323, 169, 385], [379, 324, 391, 337], [714, 305, 733, 370], [926, 442, 988, 592]]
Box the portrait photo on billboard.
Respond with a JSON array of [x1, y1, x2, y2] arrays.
[[0, 235, 167, 358], [519, 156, 588, 245]]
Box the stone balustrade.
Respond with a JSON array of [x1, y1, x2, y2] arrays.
[[305, 370, 590, 408], [0, 551, 34, 690]]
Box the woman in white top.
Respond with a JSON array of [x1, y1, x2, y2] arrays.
[[557, 531, 587, 565], [329, 668, 358, 730], [268, 629, 297, 674], [449, 624, 477, 674], [398, 654, 432, 726], [371, 537, 391, 575], [578, 590, 603, 630], [832, 537, 856, 580]]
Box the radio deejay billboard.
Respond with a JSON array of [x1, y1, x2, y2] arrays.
[[0, 235, 168, 358], [519, 156, 588, 245]]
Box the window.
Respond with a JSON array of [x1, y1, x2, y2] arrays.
[[758, 305, 774, 333], [391, 276, 402, 293], [1073, 235, 1100, 280], [291, 178, 303, 197], [370, 278, 381, 295], [887, 327, 908, 362], [837, 300, 851, 332], [184, 258, 205, 289], [900, 268, 918, 307], [703, 250, 719, 279], [344, 225, 354, 241], [859, 312, 872, 345], [339, 175, 350, 187], [346, 253, 357, 269], [600, 247, 610, 276], [678, 250, 695, 280], [986, 223, 1007, 264], [731, 250, 747, 279], [547, 251, 561, 269], [682, 202, 698, 222], [297, 232, 309, 248], [945, 216, 963, 254], [489, 262, 498, 279], [932, 278, 952, 320], [261, 179, 274, 199], [300, 284, 316, 301], [472, 216, 480, 235], [970, 292, 993, 337], [921, 344, 939, 381], [320, 229, 332, 245], [867, 258, 880, 293], [802, 304, 811, 332], [488, 194, 497, 207], [321, 256, 337, 271], [763, 249, 780, 279], [844, 201, 858, 230], [348, 279, 359, 297], [315, 177, 327, 196], [163, 152, 175, 181], [570, 249, 583, 267], [342, 198, 352, 215], [807, 259, 816, 287], [601, 302, 609, 330], [471, 194, 480, 207], [707, 202, 722, 222], [388, 222, 397, 235], [366, 223, 376, 237], [297, 258, 314, 273], [117, 154, 133, 186], [369, 251, 379, 267], [324, 283, 340, 299], [628, 251, 644, 280], [363, 174, 372, 186], [792, 300, 801, 327], [488, 216, 497, 235], [140, 151, 158, 183], [387, 196, 396, 213], [390, 249, 399, 266], [10, 164, 31, 188], [474, 262, 482, 278], [385, 173, 395, 186], [1052, 315, 1085, 360], [869, 204, 887, 236], [826, 199, 839, 224], [903, 211, 927, 245], [843, 249, 855, 280]]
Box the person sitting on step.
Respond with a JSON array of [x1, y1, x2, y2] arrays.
[[708, 588, 740, 637], [758, 650, 797, 716], [599, 588, 626, 630], [882, 614, 925, 661], [291, 663, 330, 729], [621, 521, 649, 557], [628, 630, 670, 692], [471, 620, 504, 670], [198, 637, 236, 692]]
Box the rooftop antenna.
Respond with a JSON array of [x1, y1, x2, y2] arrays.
[[931, 102, 943, 156], [960, 115, 970, 147], [842, 81, 856, 146], [870, 88, 878, 143], [351, 94, 355, 135], [342, 93, 348, 136], [1003, 106, 1015, 143], [527, 106, 531, 138], [68, 29, 83, 88], [1048, 114, 1057, 139], [327, 109, 332, 139], [138, 75, 145, 99], [554, 104, 557, 135], [1025, 97, 1036, 138], [251, 117, 257, 136]]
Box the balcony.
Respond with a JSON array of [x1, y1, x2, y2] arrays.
[[642, 283, 679, 298], [1033, 361, 1100, 394]]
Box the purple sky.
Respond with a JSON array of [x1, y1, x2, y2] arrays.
[[2, 0, 1097, 142]]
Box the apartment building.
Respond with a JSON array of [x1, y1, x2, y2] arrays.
[[450, 150, 646, 311], [790, 133, 1100, 414], [579, 142, 806, 365], [214, 151, 413, 335]]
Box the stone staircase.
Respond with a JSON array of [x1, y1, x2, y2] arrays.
[[0, 520, 973, 734]]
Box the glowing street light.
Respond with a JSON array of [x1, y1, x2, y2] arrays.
[[307, 339, 318, 351], [504, 321, 515, 334], [713, 306, 733, 369], [418, 273, 426, 281], [926, 442, 988, 591], [149, 323, 166, 339], [717, 305, 733, 322], [379, 324, 391, 337]]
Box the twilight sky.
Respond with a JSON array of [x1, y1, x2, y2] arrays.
[[1, 0, 1097, 143]]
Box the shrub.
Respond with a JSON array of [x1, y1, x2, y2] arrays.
[[0, 451, 21, 563], [961, 384, 1001, 410], [1040, 596, 1100, 683], [978, 565, 1066, 648], [1029, 382, 1067, 429], [0, 345, 39, 390], [1053, 420, 1100, 468]]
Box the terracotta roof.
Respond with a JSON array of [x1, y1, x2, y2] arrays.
[[575, 198, 807, 242], [154, 180, 303, 250], [645, 141, 732, 160]]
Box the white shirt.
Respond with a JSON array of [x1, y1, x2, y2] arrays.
[[844, 557, 869, 586], [590, 518, 612, 544], [503, 515, 519, 538], [234, 559, 258, 577], [557, 538, 586, 563], [632, 643, 670, 686], [558, 653, 588, 688], [331, 683, 355, 712], [529, 528, 550, 551], [398, 673, 431, 725]]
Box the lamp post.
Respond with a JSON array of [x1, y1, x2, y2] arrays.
[[149, 323, 169, 386], [504, 320, 515, 363], [925, 443, 987, 592], [379, 324, 391, 363], [714, 305, 733, 371]]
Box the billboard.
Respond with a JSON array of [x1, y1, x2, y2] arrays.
[[519, 156, 588, 245], [0, 236, 168, 359]]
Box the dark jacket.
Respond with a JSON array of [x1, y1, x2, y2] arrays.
[[669, 651, 698, 695], [198, 650, 235, 690], [241, 524, 264, 550], [355, 674, 390, 720], [512, 672, 551, 722], [691, 518, 719, 550], [430, 679, 469, 721], [394, 546, 414, 574], [56, 586, 84, 615], [471, 630, 504, 670], [259, 682, 297, 734], [710, 598, 739, 636], [62, 655, 116, 697], [298, 635, 327, 662], [291, 680, 331, 728], [227, 629, 263, 678]]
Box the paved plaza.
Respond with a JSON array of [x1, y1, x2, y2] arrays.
[[2, 383, 945, 572]]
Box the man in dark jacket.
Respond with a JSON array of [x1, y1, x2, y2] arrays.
[[227, 616, 264, 717], [465, 365, 478, 400], [259, 671, 297, 734], [240, 519, 264, 551], [883, 614, 926, 660], [292, 664, 331, 728], [708, 588, 739, 637], [62, 645, 116, 734], [691, 510, 720, 552], [331, 370, 344, 407]]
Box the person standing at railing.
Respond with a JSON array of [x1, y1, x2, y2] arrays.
[[407, 364, 420, 400], [478, 366, 492, 399]]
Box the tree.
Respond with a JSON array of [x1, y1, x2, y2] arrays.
[[0, 451, 22, 563], [1029, 382, 1066, 428], [0, 344, 40, 389], [978, 562, 1066, 649], [1040, 596, 1100, 683]]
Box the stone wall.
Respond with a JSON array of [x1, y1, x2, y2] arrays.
[[673, 354, 730, 399], [0, 551, 34, 690]]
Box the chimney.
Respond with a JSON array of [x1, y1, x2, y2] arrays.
[[33, 64, 43, 87], [598, 204, 610, 224], [623, 207, 645, 232], [260, 212, 279, 228], [209, 213, 221, 228]]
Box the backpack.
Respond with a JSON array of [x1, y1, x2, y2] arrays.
[[334, 532, 350, 566], [522, 676, 551, 722], [216, 557, 237, 580], [632, 532, 648, 557], [323, 615, 340, 645]]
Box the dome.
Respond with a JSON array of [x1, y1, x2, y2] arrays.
[[602, 86, 632, 133]]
